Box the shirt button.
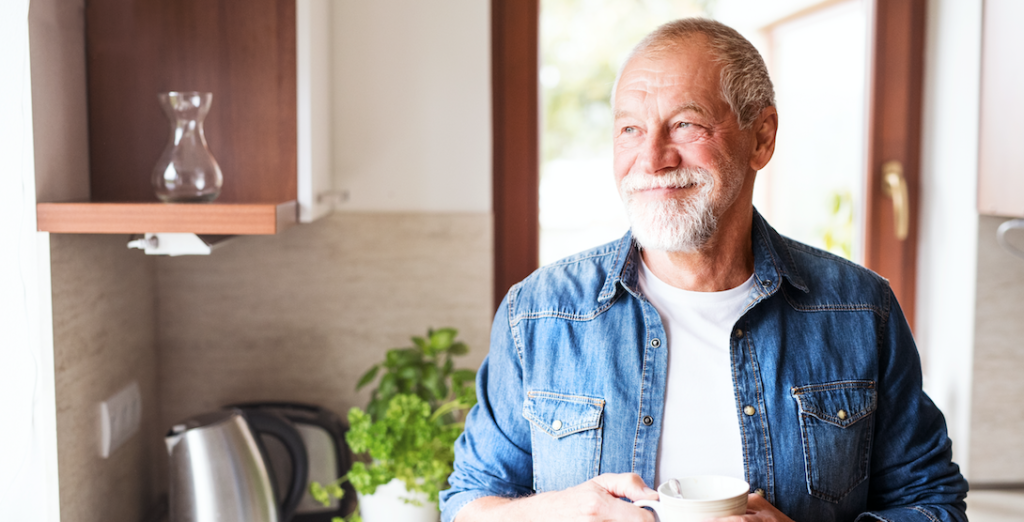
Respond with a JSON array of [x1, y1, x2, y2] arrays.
[[734, 328, 744, 339], [743, 405, 757, 416], [837, 410, 848, 421], [755, 488, 766, 498], [642, 415, 654, 426], [551, 419, 562, 430], [651, 338, 661, 348]]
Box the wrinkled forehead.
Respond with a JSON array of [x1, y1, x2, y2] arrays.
[[615, 36, 721, 95], [613, 42, 725, 111]]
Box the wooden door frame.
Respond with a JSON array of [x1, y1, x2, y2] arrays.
[[864, 0, 926, 329], [492, 0, 540, 310]]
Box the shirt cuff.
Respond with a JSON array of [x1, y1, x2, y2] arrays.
[[440, 490, 493, 522], [856, 506, 956, 522]]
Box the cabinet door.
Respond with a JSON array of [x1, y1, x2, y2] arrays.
[[297, 0, 336, 223], [978, 0, 1024, 218]]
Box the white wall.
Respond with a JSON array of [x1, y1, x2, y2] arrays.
[[916, 0, 982, 476], [0, 1, 60, 519], [331, 0, 492, 213]]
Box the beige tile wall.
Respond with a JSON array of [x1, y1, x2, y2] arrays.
[[155, 212, 494, 436], [50, 234, 160, 522], [969, 215, 1024, 483], [47, 211, 493, 522]]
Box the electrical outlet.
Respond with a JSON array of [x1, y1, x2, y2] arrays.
[[100, 381, 142, 458]]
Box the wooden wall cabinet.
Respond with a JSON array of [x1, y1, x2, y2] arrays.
[[37, 0, 333, 235], [978, 0, 1024, 218]]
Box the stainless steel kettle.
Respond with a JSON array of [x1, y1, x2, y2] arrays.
[[166, 409, 309, 522], [232, 402, 358, 521]]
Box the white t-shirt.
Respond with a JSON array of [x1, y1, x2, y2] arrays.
[[638, 259, 754, 485]]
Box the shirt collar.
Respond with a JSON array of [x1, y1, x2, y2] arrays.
[[598, 207, 808, 303]]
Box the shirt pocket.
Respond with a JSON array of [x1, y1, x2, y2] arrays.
[[523, 391, 605, 493], [791, 380, 877, 503]]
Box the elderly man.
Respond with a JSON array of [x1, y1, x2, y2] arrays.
[[440, 18, 967, 522]]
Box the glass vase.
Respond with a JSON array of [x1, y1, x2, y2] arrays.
[[152, 91, 223, 202]]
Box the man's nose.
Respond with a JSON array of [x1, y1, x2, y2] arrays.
[[637, 130, 681, 174]]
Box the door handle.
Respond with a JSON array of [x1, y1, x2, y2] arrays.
[[881, 160, 909, 241]]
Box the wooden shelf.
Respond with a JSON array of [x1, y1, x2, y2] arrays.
[[36, 2, 302, 239], [37, 201, 297, 235]]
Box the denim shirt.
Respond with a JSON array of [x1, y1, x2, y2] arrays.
[[440, 211, 968, 522]]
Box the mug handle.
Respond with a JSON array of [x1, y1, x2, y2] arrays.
[[634, 499, 663, 520]]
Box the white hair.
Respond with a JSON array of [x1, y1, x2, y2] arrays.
[[612, 18, 775, 130]]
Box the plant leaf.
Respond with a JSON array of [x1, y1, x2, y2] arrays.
[[326, 482, 345, 499], [448, 342, 469, 355], [430, 328, 457, 351], [452, 369, 476, 385], [395, 348, 422, 366], [384, 348, 405, 368], [377, 373, 398, 400], [356, 365, 380, 390], [422, 365, 447, 402], [398, 365, 419, 381], [412, 336, 429, 352], [309, 481, 331, 507]]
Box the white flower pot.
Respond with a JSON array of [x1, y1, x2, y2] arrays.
[[357, 478, 440, 522]]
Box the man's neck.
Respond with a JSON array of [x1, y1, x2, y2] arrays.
[[640, 206, 755, 292]]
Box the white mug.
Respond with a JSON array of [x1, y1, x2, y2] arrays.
[[634, 476, 750, 522]]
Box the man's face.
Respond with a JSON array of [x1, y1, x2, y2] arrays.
[[613, 40, 756, 252]]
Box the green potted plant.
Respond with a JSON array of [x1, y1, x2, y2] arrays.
[[311, 327, 477, 522]]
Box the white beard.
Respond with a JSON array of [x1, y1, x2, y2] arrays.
[[619, 163, 744, 253]]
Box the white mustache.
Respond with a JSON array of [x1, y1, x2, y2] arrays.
[[619, 168, 714, 195]]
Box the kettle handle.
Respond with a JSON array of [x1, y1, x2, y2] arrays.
[[244, 410, 310, 522]]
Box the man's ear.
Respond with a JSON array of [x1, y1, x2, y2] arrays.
[[749, 106, 778, 171]]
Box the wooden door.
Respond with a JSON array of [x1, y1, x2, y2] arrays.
[[863, 0, 927, 328]]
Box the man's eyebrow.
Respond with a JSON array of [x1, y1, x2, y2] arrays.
[[613, 109, 635, 120], [670, 102, 709, 117]]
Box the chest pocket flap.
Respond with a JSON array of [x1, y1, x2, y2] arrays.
[[522, 391, 606, 492], [793, 380, 877, 428], [523, 392, 604, 439], [791, 380, 877, 503]]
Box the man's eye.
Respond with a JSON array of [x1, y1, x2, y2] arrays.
[[623, 126, 636, 134], [676, 122, 692, 129]]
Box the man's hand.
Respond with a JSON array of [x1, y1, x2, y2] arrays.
[[708, 494, 796, 522], [548, 473, 659, 521], [455, 472, 658, 522]]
